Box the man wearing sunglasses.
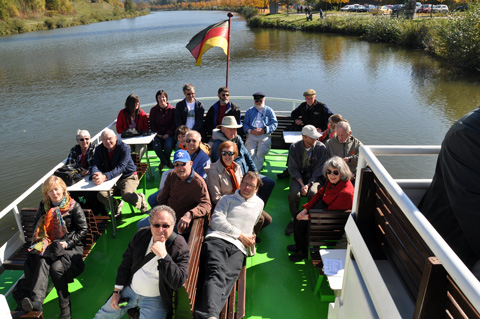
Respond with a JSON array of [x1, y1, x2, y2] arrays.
[[94, 205, 190, 319], [175, 83, 206, 140], [142, 150, 211, 236], [185, 130, 211, 179], [286, 125, 329, 235], [204, 87, 241, 140], [325, 121, 363, 176]]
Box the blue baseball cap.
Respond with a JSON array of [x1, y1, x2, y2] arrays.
[[173, 149, 191, 163]]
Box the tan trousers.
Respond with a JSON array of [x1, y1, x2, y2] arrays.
[[97, 174, 140, 210]]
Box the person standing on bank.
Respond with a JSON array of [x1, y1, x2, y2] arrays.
[[175, 83, 206, 140], [243, 92, 278, 171], [150, 90, 176, 171]]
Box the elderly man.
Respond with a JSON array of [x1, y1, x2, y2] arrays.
[[204, 87, 241, 138], [243, 92, 278, 170], [211, 116, 275, 207], [141, 150, 211, 234], [91, 128, 148, 214], [185, 130, 211, 179], [175, 83, 205, 139], [94, 206, 190, 319], [325, 121, 363, 176], [194, 172, 263, 319], [286, 125, 329, 235], [278, 89, 334, 179]]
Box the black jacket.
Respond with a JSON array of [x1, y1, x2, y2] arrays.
[[204, 101, 242, 138], [175, 99, 205, 138], [291, 100, 333, 131]]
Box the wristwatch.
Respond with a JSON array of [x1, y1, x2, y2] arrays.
[[112, 291, 120, 294]]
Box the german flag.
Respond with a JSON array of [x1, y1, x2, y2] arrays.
[[186, 20, 229, 66]]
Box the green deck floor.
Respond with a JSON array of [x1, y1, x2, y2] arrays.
[[3, 150, 332, 318]]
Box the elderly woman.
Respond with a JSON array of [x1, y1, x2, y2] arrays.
[[21, 175, 88, 319], [66, 130, 106, 215], [150, 90, 176, 171], [116, 94, 149, 157], [206, 141, 272, 238], [288, 156, 354, 262]]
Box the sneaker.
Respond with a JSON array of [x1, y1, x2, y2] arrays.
[[287, 244, 299, 252], [289, 251, 307, 262], [277, 169, 290, 179], [115, 201, 124, 218], [285, 219, 294, 236], [137, 193, 148, 213]]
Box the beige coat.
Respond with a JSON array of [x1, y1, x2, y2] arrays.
[[205, 160, 243, 205]]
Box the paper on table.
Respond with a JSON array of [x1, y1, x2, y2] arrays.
[[323, 258, 343, 275]]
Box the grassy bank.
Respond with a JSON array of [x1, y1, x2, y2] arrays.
[[0, 0, 149, 35], [248, 10, 480, 73]]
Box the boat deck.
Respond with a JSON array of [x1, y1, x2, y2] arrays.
[[1, 149, 330, 318]]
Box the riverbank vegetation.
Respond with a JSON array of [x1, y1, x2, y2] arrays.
[[0, 0, 149, 35], [249, 8, 480, 73]]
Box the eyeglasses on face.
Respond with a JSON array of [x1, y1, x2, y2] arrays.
[[221, 93, 229, 97], [151, 223, 171, 229], [78, 138, 90, 142], [173, 162, 187, 167], [186, 139, 197, 143], [186, 92, 195, 96], [327, 169, 340, 176], [241, 181, 257, 188], [254, 99, 263, 102], [221, 151, 235, 156]]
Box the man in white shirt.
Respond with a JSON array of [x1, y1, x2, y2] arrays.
[[94, 205, 190, 319], [175, 83, 206, 140]]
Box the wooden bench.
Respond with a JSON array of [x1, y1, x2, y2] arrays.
[[271, 115, 295, 150], [356, 168, 480, 319]]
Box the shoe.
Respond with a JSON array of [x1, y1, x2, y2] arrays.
[[277, 169, 290, 179], [115, 201, 124, 217], [289, 251, 306, 262], [287, 244, 299, 252], [21, 297, 33, 312], [137, 193, 148, 213], [285, 219, 294, 236], [166, 161, 174, 169], [255, 237, 262, 244], [158, 163, 166, 172]]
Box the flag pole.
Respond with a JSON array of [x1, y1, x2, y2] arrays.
[[226, 12, 233, 88]]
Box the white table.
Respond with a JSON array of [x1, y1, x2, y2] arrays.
[[117, 133, 157, 179], [319, 249, 347, 296], [283, 131, 302, 144], [68, 174, 122, 237]]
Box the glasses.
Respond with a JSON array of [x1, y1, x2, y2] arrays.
[[221, 93, 229, 97], [327, 169, 340, 176], [241, 181, 257, 188], [254, 99, 263, 102], [151, 223, 171, 229], [186, 93, 195, 96], [173, 162, 187, 167], [186, 139, 197, 143], [221, 151, 235, 156], [78, 138, 90, 142]]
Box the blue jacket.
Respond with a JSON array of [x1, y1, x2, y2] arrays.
[[191, 148, 211, 179], [243, 105, 278, 135], [91, 140, 137, 180], [211, 130, 257, 175]]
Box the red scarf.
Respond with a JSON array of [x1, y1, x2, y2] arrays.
[[222, 159, 240, 192]]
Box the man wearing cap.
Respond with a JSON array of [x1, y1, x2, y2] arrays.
[[141, 150, 211, 235], [285, 125, 329, 235], [277, 89, 333, 179], [204, 87, 242, 139], [210, 116, 276, 207], [243, 92, 278, 170], [325, 121, 363, 176]]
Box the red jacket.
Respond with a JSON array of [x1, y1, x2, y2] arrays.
[[303, 180, 354, 211], [116, 108, 149, 134]]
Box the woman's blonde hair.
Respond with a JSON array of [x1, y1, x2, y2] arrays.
[[42, 175, 68, 203]]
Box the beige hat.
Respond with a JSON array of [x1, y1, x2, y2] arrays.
[[218, 116, 242, 129], [302, 125, 321, 139], [303, 89, 316, 96]]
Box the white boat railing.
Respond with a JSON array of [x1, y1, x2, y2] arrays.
[[353, 145, 480, 312]]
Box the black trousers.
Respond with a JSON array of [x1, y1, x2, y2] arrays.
[[194, 238, 245, 319]]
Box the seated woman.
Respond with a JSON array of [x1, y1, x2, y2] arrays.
[[116, 94, 149, 157], [150, 90, 176, 171], [288, 156, 354, 262], [206, 141, 272, 239], [66, 129, 106, 215], [21, 175, 88, 319]]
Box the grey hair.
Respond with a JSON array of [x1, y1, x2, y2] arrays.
[[148, 205, 176, 225], [322, 156, 353, 181], [336, 121, 351, 133], [183, 83, 195, 92], [186, 130, 200, 138], [76, 129, 90, 140], [101, 128, 115, 139]]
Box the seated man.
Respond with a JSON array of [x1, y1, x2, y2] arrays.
[[286, 125, 328, 235], [194, 172, 263, 319], [141, 150, 211, 234], [204, 86, 241, 139], [325, 121, 363, 176], [91, 128, 148, 214], [211, 116, 275, 206], [94, 205, 190, 319], [243, 92, 278, 170], [185, 130, 211, 179], [175, 83, 205, 139]]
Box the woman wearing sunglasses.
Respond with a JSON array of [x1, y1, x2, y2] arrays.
[[288, 156, 354, 262]]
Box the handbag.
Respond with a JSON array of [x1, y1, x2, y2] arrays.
[[121, 128, 141, 138], [54, 164, 82, 186]]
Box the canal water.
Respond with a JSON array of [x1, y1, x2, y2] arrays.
[[1, 10, 480, 216]]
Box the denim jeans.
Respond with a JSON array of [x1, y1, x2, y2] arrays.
[[94, 286, 167, 319], [153, 136, 174, 166]]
